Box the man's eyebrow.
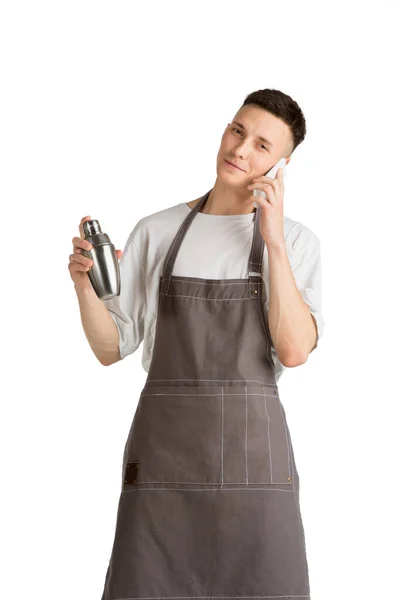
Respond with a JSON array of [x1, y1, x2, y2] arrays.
[[232, 121, 273, 147]]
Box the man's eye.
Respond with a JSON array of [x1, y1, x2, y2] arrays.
[[232, 127, 268, 151]]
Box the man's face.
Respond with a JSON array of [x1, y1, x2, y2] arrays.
[[216, 104, 292, 186]]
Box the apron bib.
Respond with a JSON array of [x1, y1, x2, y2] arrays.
[[101, 190, 311, 600]]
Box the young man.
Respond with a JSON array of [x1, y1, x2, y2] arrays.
[[75, 88, 324, 600]]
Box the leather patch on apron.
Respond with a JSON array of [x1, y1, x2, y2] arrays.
[[124, 460, 139, 485]]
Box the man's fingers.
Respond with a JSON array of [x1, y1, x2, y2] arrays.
[[79, 215, 92, 238]]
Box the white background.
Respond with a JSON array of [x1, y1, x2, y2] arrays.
[[1, 2, 399, 599]]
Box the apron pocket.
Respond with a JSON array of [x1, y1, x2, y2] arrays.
[[246, 391, 293, 485], [124, 388, 223, 485]]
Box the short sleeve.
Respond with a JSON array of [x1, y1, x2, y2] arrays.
[[102, 235, 146, 360], [288, 224, 325, 351]]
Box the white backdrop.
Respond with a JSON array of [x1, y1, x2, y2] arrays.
[[1, 2, 399, 599]]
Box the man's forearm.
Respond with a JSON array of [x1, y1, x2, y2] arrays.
[[75, 284, 121, 366], [266, 242, 317, 367]]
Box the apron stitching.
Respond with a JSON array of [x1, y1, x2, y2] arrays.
[[278, 402, 292, 481], [145, 379, 277, 385], [114, 594, 310, 600], [124, 481, 292, 485], [166, 279, 258, 285], [248, 211, 257, 268], [245, 385, 248, 484], [249, 208, 262, 273], [256, 293, 276, 370], [220, 387, 224, 488], [113, 594, 310, 600], [160, 295, 257, 301], [146, 284, 163, 379], [140, 393, 278, 398], [122, 487, 295, 493], [263, 387, 273, 484]]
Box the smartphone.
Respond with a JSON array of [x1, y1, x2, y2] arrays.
[[253, 156, 287, 208]]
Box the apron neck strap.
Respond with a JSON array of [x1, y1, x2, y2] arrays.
[[160, 189, 265, 295]]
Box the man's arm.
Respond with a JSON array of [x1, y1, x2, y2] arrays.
[[75, 284, 121, 366], [267, 242, 317, 367]]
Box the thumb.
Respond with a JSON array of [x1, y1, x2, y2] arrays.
[[116, 249, 123, 260]]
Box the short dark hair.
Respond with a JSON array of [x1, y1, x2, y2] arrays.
[[239, 89, 307, 156]]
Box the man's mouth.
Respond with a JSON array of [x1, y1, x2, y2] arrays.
[[224, 159, 245, 172]]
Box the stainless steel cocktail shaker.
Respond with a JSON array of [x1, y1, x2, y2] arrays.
[[81, 219, 120, 300]]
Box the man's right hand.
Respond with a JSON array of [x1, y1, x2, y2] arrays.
[[69, 215, 123, 291]]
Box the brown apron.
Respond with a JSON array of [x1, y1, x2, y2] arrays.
[[101, 189, 311, 600]]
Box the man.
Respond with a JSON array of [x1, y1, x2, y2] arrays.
[[71, 88, 324, 600]]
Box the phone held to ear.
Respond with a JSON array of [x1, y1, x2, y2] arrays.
[[253, 156, 287, 208]]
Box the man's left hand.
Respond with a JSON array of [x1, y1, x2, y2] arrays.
[[247, 167, 285, 248]]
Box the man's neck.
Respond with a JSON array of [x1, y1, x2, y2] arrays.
[[198, 186, 256, 216]]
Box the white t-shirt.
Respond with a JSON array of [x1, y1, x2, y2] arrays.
[[103, 201, 325, 382]]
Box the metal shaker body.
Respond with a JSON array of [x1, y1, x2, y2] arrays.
[[81, 219, 121, 300]]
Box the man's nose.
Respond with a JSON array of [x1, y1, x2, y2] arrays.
[[232, 143, 250, 158]]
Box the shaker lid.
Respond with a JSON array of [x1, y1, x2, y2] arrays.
[[83, 219, 102, 237]]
